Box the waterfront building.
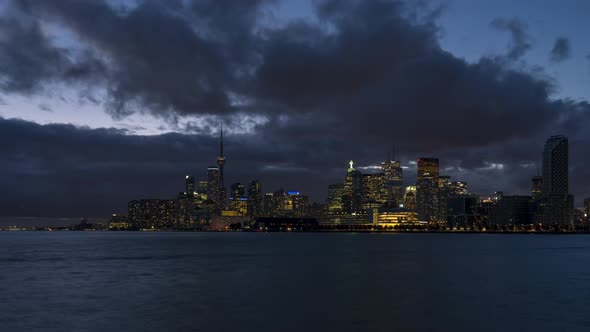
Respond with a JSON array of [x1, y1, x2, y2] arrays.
[[207, 166, 220, 209], [538, 135, 573, 225], [381, 158, 404, 206], [362, 173, 386, 205], [343, 161, 363, 213], [327, 183, 345, 214], [369, 207, 420, 227], [185, 175, 195, 197], [248, 180, 263, 218], [403, 186, 417, 210], [531, 176, 543, 203], [438, 176, 452, 222], [416, 158, 439, 222], [490, 195, 532, 225], [447, 194, 479, 228], [128, 199, 177, 229]]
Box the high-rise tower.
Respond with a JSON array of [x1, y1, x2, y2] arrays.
[[216, 125, 226, 211], [539, 135, 572, 224], [416, 158, 439, 223]]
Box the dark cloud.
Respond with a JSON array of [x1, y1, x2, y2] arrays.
[[550, 37, 571, 62], [490, 17, 532, 60], [1, 0, 590, 217], [37, 103, 53, 112]]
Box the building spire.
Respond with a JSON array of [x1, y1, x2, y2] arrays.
[[392, 144, 395, 161], [220, 123, 224, 157]]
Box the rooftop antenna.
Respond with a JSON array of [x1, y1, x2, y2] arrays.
[[392, 144, 396, 161]]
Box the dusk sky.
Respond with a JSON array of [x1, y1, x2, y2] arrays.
[[1, 0, 589, 217]]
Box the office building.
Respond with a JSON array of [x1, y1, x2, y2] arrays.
[[248, 180, 263, 218], [327, 183, 345, 214], [416, 158, 439, 222], [538, 135, 573, 225], [381, 158, 404, 206], [343, 160, 363, 213], [404, 186, 417, 210]]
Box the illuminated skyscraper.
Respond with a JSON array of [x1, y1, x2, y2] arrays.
[[207, 166, 220, 209], [343, 160, 363, 213], [328, 183, 345, 214], [451, 181, 469, 196], [403, 186, 417, 210], [185, 175, 195, 197], [438, 176, 452, 222], [539, 135, 573, 224], [382, 158, 404, 206], [230, 183, 245, 199], [584, 198, 590, 217], [416, 158, 439, 222], [248, 180, 263, 218], [362, 173, 386, 204], [216, 125, 227, 211]]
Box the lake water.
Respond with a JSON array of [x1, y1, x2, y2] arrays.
[[1, 232, 590, 331]]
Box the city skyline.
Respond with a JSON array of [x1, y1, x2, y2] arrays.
[[1, 0, 590, 217]]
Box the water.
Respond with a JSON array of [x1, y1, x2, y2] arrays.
[[1, 232, 590, 331]]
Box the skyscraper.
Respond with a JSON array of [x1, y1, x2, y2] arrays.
[[539, 135, 573, 225], [216, 126, 226, 211], [438, 175, 452, 223], [185, 175, 195, 197], [207, 166, 220, 209], [248, 180, 263, 219], [343, 160, 363, 213], [542, 135, 568, 195], [361, 173, 386, 205], [230, 183, 245, 199], [416, 158, 439, 222], [327, 183, 345, 214], [531, 176, 542, 203], [381, 158, 404, 206], [404, 186, 417, 210]]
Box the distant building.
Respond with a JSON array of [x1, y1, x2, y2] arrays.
[[230, 183, 245, 199], [447, 195, 479, 227], [438, 176, 452, 222], [369, 207, 420, 227], [538, 135, 573, 225], [185, 175, 195, 197], [531, 176, 543, 203], [403, 186, 417, 210], [490, 195, 532, 225], [207, 166, 220, 210], [128, 199, 177, 229], [343, 161, 363, 213], [362, 173, 386, 205], [451, 181, 469, 196], [327, 183, 345, 214], [416, 158, 439, 222], [381, 159, 404, 206], [228, 197, 248, 216], [584, 198, 590, 217], [248, 180, 263, 218]]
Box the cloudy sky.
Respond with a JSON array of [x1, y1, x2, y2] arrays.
[[1, 0, 589, 217]]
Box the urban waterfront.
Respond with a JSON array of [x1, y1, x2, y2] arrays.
[[1, 232, 590, 332]]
